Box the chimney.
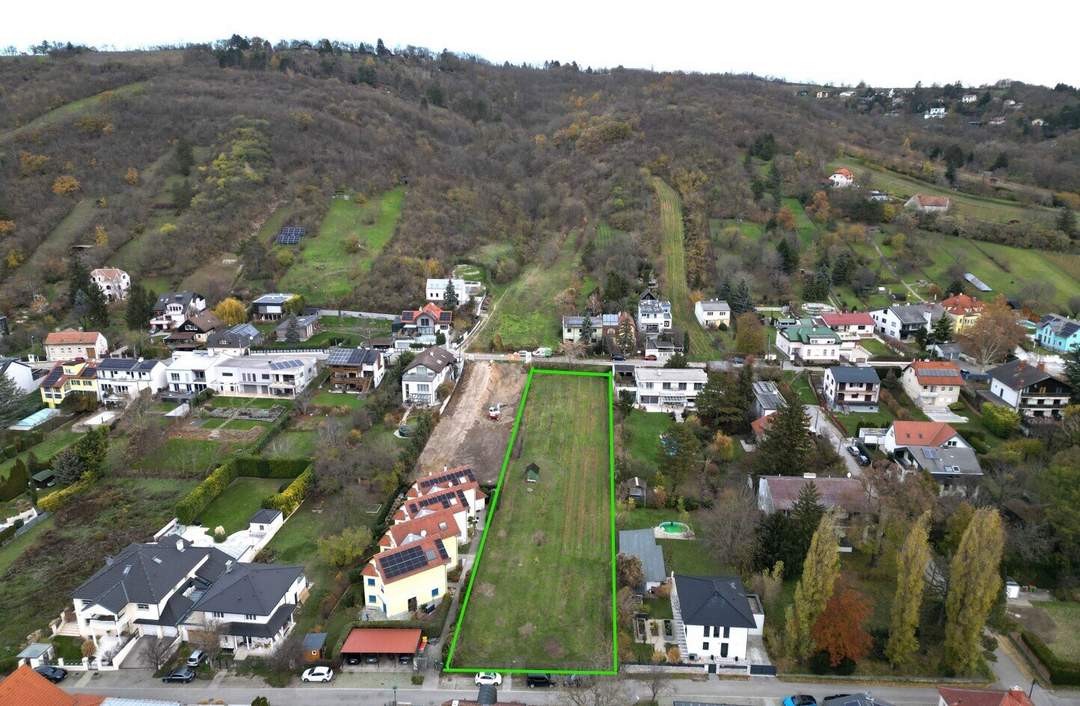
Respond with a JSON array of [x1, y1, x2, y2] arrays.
[[175, 539, 185, 552], [1037, 362, 1046, 372]]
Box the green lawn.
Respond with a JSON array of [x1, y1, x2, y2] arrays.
[[859, 337, 895, 358], [1036, 601, 1080, 662], [134, 438, 225, 474], [786, 372, 818, 405], [782, 197, 819, 246], [222, 419, 270, 431], [0, 430, 82, 480], [311, 391, 367, 409], [278, 188, 405, 302], [620, 410, 672, 469], [197, 477, 282, 535], [710, 218, 765, 242], [451, 373, 613, 671], [261, 430, 319, 458], [0, 516, 54, 576], [208, 396, 289, 410], [653, 178, 716, 361], [622, 508, 731, 576]]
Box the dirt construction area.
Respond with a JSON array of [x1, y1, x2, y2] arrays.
[[418, 361, 526, 483]]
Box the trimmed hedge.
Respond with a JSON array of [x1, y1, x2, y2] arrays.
[[233, 456, 309, 479], [262, 466, 313, 515], [176, 461, 241, 524], [0, 523, 16, 546], [39, 478, 90, 512], [0, 461, 28, 501], [249, 410, 292, 454], [1021, 631, 1080, 685]]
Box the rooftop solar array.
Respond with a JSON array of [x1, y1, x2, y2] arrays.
[[268, 359, 304, 370], [418, 468, 476, 491], [379, 545, 429, 580], [918, 368, 958, 377], [408, 489, 466, 514], [435, 539, 449, 560], [276, 226, 306, 245]]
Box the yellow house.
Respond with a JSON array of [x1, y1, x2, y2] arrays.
[[941, 294, 984, 333], [39, 360, 98, 409], [362, 533, 457, 618]]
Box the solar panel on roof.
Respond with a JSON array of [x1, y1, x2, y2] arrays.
[[269, 359, 304, 370], [379, 545, 429, 580], [435, 539, 449, 560], [924, 448, 939, 459], [276, 226, 306, 245], [919, 368, 958, 377]]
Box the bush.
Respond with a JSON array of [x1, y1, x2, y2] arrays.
[[834, 657, 856, 675], [262, 467, 313, 515], [1022, 631, 1080, 685], [809, 650, 831, 674], [411, 674, 424, 686], [175, 461, 241, 523], [982, 403, 1021, 439], [38, 479, 89, 512], [0, 460, 29, 501]]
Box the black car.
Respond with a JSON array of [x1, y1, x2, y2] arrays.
[[611, 353, 626, 361], [345, 655, 362, 665], [398, 654, 413, 665], [363, 654, 380, 664], [34, 665, 67, 683], [526, 673, 555, 688], [162, 666, 196, 683]]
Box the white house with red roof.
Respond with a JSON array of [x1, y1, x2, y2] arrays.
[[905, 194, 951, 213], [818, 311, 876, 340], [396, 303, 452, 339], [901, 360, 963, 410], [884, 420, 981, 493], [90, 267, 130, 302], [44, 330, 108, 362], [828, 167, 855, 188]]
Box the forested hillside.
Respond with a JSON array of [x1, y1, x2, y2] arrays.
[[0, 38, 1077, 334]]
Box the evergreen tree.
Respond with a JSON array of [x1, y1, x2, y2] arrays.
[[175, 136, 195, 176], [731, 280, 753, 315], [886, 511, 931, 668], [1059, 207, 1077, 238], [285, 316, 301, 344], [443, 279, 459, 310], [73, 427, 108, 478], [376, 38, 391, 56], [52, 449, 85, 486], [928, 315, 954, 346], [944, 508, 1005, 674], [753, 396, 814, 476], [767, 162, 782, 200], [85, 282, 109, 328], [126, 283, 148, 330], [831, 252, 853, 285], [717, 279, 733, 304], [695, 372, 729, 429], [664, 353, 687, 368], [616, 316, 637, 355], [68, 257, 91, 307], [790, 483, 826, 567], [579, 314, 594, 346], [777, 239, 799, 275], [786, 513, 840, 661], [1065, 345, 1080, 403], [0, 372, 22, 422]]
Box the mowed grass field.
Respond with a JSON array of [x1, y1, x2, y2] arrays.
[[451, 373, 613, 671], [278, 188, 404, 301]]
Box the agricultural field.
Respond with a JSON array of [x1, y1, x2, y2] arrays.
[[782, 197, 820, 246], [278, 188, 405, 302], [450, 372, 614, 672]]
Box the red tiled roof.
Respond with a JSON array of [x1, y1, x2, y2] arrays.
[[45, 330, 102, 346], [833, 167, 854, 178], [820, 312, 874, 327], [941, 294, 984, 316], [908, 360, 963, 386], [892, 420, 958, 447], [763, 476, 871, 513], [751, 414, 774, 438], [341, 627, 422, 655], [387, 508, 462, 547], [938, 688, 1035, 706], [0, 665, 104, 706], [914, 194, 950, 208]]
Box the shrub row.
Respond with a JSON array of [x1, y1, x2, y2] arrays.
[[0, 523, 17, 546], [176, 461, 241, 524], [248, 411, 293, 454], [1021, 631, 1080, 685], [233, 456, 309, 479], [39, 479, 90, 513], [0, 462, 28, 502], [262, 466, 313, 515]]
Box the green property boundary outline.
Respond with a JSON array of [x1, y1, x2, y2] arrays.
[[444, 367, 618, 676]]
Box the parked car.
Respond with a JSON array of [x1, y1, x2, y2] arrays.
[[345, 655, 362, 665], [301, 666, 334, 683], [421, 601, 438, 614], [611, 352, 626, 361], [186, 649, 205, 667], [363, 654, 379, 664], [33, 665, 67, 683], [644, 354, 658, 361], [162, 667, 196, 683], [475, 672, 503, 686], [398, 654, 413, 665], [845, 444, 870, 466], [517, 350, 531, 358], [526, 673, 555, 688], [533, 347, 553, 358], [784, 696, 818, 706]]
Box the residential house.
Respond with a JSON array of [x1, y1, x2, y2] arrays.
[[0, 665, 113, 705], [818, 312, 875, 340], [632, 366, 707, 415], [0, 357, 35, 394], [816, 90, 830, 99], [757, 475, 872, 526], [90, 267, 130, 301], [930, 342, 964, 361], [694, 299, 731, 329], [150, 292, 207, 331], [901, 360, 963, 410], [327, 347, 385, 392], [643, 331, 684, 364], [425, 278, 482, 304], [883, 420, 982, 492], [868, 190, 890, 202], [206, 323, 263, 356], [1032, 118, 1046, 127], [164, 351, 224, 397], [394, 466, 486, 542], [961, 94, 979, 103], [44, 330, 108, 362], [181, 562, 308, 657], [402, 347, 458, 406], [165, 311, 224, 351], [1035, 313, 1080, 353], [212, 354, 318, 399], [823, 366, 881, 412], [775, 319, 868, 364], [671, 574, 763, 665], [938, 686, 1035, 706], [39, 360, 97, 409], [638, 299, 673, 334], [273, 314, 319, 343], [751, 380, 786, 419], [71, 538, 306, 659], [870, 303, 945, 340], [905, 194, 951, 213], [618, 529, 666, 590], [987, 359, 1072, 420], [361, 536, 455, 618], [562, 313, 619, 343], [251, 293, 298, 321], [924, 107, 947, 119], [828, 168, 855, 188], [396, 303, 453, 343], [95, 358, 167, 404], [941, 294, 984, 333]]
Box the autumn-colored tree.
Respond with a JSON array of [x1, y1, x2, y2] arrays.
[[944, 508, 1005, 674], [776, 206, 796, 231], [734, 312, 766, 355], [213, 297, 247, 326], [18, 151, 49, 176], [807, 190, 831, 223], [94, 224, 109, 247], [886, 511, 931, 668], [5, 249, 24, 269], [786, 513, 840, 660], [124, 167, 139, 185], [958, 296, 1026, 366], [0, 220, 14, 236], [52, 175, 81, 195], [813, 586, 872, 666]]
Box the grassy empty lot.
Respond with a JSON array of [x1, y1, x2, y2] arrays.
[[620, 410, 671, 468], [261, 430, 319, 458], [0, 430, 82, 480], [450, 372, 613, 671], [197, 477, 282, 535], [134, 438, 225, 475], [278, 188, 404, 301], [207, 396, 288, 410]]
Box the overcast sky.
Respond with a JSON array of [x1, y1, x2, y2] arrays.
[[4, 0, 1078, 88]]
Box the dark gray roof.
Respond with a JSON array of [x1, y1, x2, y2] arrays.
[[1040, 313, 1080, 338], [752, 381, 786, 411], [74, 540, 216, 610], [153, 291, 201, 312], [674, 574, 757, 629], [275, 314, 318, 331], [618, 529, 665, 585], [249, 508, 282, 525], [97, 357, 163, 372], [191, 563, 303, 616], [405, 347, 456, 374], [327, 347, 381, 367], [207, 323, 262, 348], [828, 366, 880, 384], [988, 359, 1056, 391], [303, 632, 328, 651], [906, 445, 983, 477], [221, 603, 296, 638], [890, 303, 944, 325]]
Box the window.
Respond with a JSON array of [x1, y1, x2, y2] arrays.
[[369, 595, 377, 604], [367, 578, 376, 586], [720, 643, 729, 658], [712, 626, 720, 638], [213, 612, 225, 618], [137, 603, 149, 610], [702, 641, 709, 651], [432, 588, 439, 597], [245, 614, 257, 620], [723, 626, 730, 638]]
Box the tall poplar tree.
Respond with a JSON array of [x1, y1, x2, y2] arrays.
[[886, 511, 932, 668], [786, 513, 840, 660], [944, 508, 1005, 674]]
